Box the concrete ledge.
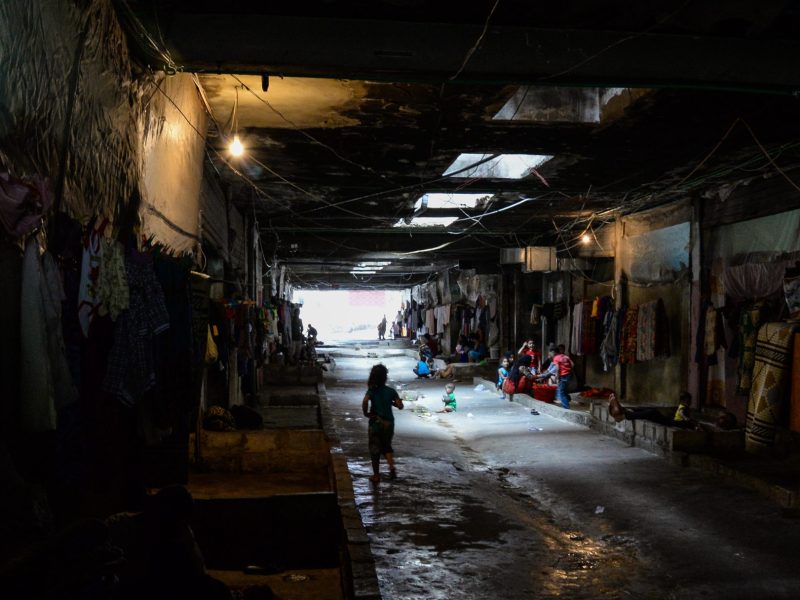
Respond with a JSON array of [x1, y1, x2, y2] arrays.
[[688, 454, 800, 509], [318, 383, 382, 600], [475, 376, 594, 428], [191, 429, 330, 472]]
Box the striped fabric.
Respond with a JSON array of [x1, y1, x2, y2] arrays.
[[745, 322, 798, 452]]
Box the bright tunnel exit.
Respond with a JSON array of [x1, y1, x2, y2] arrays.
[[295, 290, 406, 341]]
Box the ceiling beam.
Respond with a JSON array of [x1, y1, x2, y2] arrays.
[[165, 14, 800, 93]]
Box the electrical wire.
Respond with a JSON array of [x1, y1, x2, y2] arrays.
[[449, 0, 502, 81], [536, 0, 692, 83], [229, 74, 384, 179]]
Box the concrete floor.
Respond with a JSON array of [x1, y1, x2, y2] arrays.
[[322, 340, 800, 600]]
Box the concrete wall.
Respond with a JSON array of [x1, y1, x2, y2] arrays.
[[582, 280, 617, 390], [616, 203, 692, 405], [140, 73, 208, 253], [624, 281, 689, 405]]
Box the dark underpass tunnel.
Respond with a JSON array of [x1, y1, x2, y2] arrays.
[[2, 1, 800, 598]]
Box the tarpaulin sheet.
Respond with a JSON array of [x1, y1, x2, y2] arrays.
[[618, 222, 690, 284]]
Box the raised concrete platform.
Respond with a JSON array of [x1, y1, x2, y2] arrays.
[[486, 380, 800, 510], [209, 567, 343, 600], [191, 429, 330, 473], [189, 471, 331, 499], [318, 383, 381, 600]]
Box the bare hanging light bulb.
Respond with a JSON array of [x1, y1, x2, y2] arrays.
[[229, 135, 244, 157], [228, 84, 244, 157], [581, 233, 592, 244]]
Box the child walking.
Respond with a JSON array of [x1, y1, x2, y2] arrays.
[[437, 382, 457, 413], [362, 363, 404, 483]]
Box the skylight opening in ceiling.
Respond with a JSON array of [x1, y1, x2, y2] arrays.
[[349, 261, 391, 275], [393, 216, 459, 228], [443, 153, 552, 180], [414, 193, 491, 210]]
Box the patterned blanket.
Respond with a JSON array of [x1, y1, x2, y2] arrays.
[[745, 322, 798, 452]]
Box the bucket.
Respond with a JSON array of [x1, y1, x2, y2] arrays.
[[489, 347, 499, 360]]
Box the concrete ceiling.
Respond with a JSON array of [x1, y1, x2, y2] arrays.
[[121, 0, 800, 288]]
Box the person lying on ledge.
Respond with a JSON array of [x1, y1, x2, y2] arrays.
[[608, 391, 696, 428], [607, 391, 738, 432]]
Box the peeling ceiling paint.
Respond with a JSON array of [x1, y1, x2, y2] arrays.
[[199, 74, 366, 129]]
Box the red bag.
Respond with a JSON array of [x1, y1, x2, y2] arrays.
[[532, 384, 557, 403], [516, 376, 532, 394], [502, 378, 516, 395]]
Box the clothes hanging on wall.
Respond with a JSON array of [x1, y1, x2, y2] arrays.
[[78, 223, 105, 337], [736, 300, 770, 396], [425, 308, 435, 333], [600, 308, 621, 372], [95, 238, 129, 320], [636, 301, 657, 362], [570, 302, 583, 355], [581, 301, 597, 355], [530, 303, 542, 325], [694, 301, 726, 365], [104, 250, 170, 407], [619, 305, 639, 364], [20, 237, 78, 431]]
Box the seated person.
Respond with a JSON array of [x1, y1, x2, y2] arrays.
[[508, 354, 536, 395], [450, 335, 470, 363], [468, 340, 488, 363], [437, 383, 457, 413], [540, 344, 557, 371], [418, 341, 433, 362], [413, 358, 433, 378], [424, 333, 440, 357], [536, 348, 558, 384]]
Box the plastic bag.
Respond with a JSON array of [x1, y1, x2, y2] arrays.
[[205, 325, 219, 364]]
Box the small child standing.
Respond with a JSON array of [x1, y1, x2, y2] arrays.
[[497, 357, 510, 399], [437, 382, 457, 413]]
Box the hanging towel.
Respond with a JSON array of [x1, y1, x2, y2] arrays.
[[619, 306, 639, 364], [571, 302, 583, 355], [20, 238, 77, 431]]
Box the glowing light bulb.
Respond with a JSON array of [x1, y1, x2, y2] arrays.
[[581, 233, 592, 244], [229, 135, 244, 157]]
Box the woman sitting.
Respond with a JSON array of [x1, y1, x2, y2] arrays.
[[451, 335, 470, 363], [503, 355, 536, 399]]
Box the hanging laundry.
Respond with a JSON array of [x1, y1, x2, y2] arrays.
[[104, 250, 170, 406], [425, 308, 435, 333], [590, 296, 600, 318], [20, 237, 77, 431], [600, 309, 621, 372], [581, 301, 597, 355], [530, 303, 542, 325], [636, 301, 657, 362], [736, 300, 770, 396], [95, 238, 129, 320], [695, 302, 726, 365], [77, 224, 105, 337], [570, 302, 583, 355], [619, 306, 639, 364], [553, 300, 566, 321], [0, 171, 53, 239]]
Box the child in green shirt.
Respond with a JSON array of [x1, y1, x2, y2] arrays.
[[437, 383, 457, 413]]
